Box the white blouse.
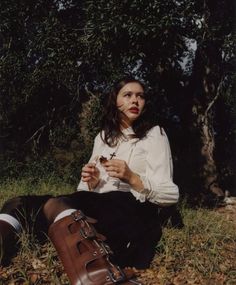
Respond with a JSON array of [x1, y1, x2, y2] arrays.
[[77, 125, 179, 206]]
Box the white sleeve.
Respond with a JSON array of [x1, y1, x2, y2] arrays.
[[77, 133, 102, 191], [132, 126, 179, 206]]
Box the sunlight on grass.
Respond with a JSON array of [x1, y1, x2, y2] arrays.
[[144, 205, 236, 284], [0, 178, 74, 207]]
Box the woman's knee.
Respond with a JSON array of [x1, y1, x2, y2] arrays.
[[1, 196, 24, 216], [43, 197, 71, 224]]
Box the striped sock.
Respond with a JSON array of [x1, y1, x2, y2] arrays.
[[54, 209, 77, 222], [0, 214, 22, 232]]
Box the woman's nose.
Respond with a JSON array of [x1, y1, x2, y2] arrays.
[[131, 95, 138, 104]]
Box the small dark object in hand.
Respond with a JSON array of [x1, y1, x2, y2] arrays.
[[99, 156, 108, 164]]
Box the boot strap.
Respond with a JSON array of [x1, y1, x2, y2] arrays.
[[49, 210, 142, 285]]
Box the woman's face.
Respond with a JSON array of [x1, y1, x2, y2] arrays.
[[116, 82, 145, 127]]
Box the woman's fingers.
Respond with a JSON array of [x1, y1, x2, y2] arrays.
[[81, 163, 98, 181], [81, 172, 93, 182], [103, 159, 131, 180], [106, 168, 120, 178], [82, 174, 99, 182], [104, 163, 120, 175], [104, 165, 118, 172], [104, 159, 124, 169], [82, 163, 96, 171]]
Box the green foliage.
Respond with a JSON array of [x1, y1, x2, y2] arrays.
[[79, 91, 103, 146], [80, 0, 191, 82], [0, 0, 235, 193], [0, 0, 81, 154]]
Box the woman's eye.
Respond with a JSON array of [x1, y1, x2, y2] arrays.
[[124, 93, 132, 97], [138, 94, 145, 99]]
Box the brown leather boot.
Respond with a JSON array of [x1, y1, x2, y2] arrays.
[[48, 210, 143, 285], [0, 220, 18, 265]]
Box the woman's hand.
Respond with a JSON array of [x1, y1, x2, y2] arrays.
[[81, 163, 100, 190], [103, 159, 144, 191]]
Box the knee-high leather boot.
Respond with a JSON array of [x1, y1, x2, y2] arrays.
[[0, 220, 18, 266], [48, 210, 142, 285]]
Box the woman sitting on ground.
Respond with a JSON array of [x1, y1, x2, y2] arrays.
[[0, 77, 179, 285]]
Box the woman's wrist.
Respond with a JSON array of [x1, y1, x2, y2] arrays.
[[128, 172, 144, 192]]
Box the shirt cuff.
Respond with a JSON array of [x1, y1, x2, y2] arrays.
[[129, 175, 151, 203], [139, 175, 179, 206]]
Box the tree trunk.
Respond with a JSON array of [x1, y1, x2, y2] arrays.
[[193, 105, 224, 197], [191, 45, 224, 197]]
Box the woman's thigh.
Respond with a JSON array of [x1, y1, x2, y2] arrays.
[[57, 190, 161, 235]]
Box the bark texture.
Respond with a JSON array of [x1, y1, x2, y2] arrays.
[[192, 44, 224, 197]]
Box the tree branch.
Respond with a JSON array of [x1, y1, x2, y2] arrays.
[[25, 125, 46, 144], [202, 80, 223, 122]]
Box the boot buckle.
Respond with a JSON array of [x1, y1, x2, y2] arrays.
[[99, 242, 113, 255], [108, 266, 126, 283], [79, 222, 96, 239], [71, 211, 86, 222]]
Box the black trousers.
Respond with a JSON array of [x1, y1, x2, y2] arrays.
[[1, 191, 163, 268]]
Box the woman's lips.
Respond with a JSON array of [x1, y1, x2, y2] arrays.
[[129, 107, 139, 114]]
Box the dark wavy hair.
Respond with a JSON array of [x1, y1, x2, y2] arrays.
[[101, 76, 155, 146]]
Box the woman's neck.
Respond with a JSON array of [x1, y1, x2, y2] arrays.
[[120, 118, 133, 130]]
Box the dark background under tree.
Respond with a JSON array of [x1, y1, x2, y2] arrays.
[[0, 0, 235, 204]]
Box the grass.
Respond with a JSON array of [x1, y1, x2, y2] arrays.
[[144, 207, 236, 284], [0, 178, 235, 285], [0, 177, 74, 205]]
